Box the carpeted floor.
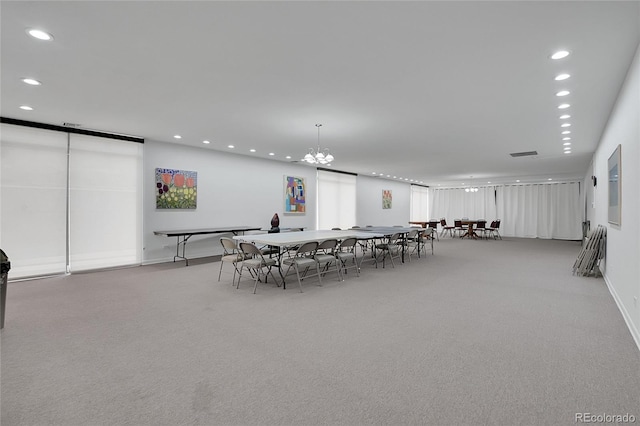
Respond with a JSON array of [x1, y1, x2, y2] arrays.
[[1, 237, 639, 426]]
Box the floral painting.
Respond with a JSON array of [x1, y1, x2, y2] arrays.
[[284, 176, 305, 214], [156, 168, 197, 209], [382, 189, 392, 209]]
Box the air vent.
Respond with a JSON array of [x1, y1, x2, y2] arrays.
[[510, 151, 538, 157], [63, 122, 81, 128]]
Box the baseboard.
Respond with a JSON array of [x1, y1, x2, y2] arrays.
[[603, 272, 640, 352]]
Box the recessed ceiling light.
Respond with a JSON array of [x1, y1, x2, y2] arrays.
[[285, 155, 291, 159], [550, 50, 570, 60], [555, 73, 571, 81], [561, 123, 571, 128], [228, 145, 234, 149], [564, 151, 571, 154], [558, 103, 570, 109], [393, 176, 397, 179], [249, 149, 256, 153], [562, 130, 571, 135], [563, 142, 572, 145], [202, 140, 210, 144], [564, 147, 571, 150], [487, 181, 491, 184], [556, 90, 570, 97], [516, 180, 520, 183], [563, 137, 571, 141], [22, 78, 42, 85], [173, 135, 182, 139], [559, 114, 571, 119], [372, 172, 376, 175], [27, 29, 53, 41], [548, 178, 552, 181], [387, 175, 390, 178], [19, 105, 33, 111], [268, 152, 274, 156]]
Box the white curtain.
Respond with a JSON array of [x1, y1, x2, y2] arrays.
[[0, 123, 143, 279], [0, 124, 68, 277], [410, 185, 429, 221], [317, 170, 356, 230], [496, 183, 581, 239], [428, 186, 497, 222], [69, 134, 143, 271]]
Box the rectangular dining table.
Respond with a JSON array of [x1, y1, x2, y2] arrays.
[[234, 230, 384, 288]]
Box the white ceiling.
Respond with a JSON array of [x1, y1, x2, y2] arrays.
[[2, 1, 639, 187]]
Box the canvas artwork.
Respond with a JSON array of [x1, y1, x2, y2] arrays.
[[382, 189, 392, 209], [608, 144, 621, 225], [284, 176, 305, 214], [156, 168, 197, 209]]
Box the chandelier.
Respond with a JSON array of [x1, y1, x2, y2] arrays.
[[465, 176, 479, 192], [303, 123, 334, 165]]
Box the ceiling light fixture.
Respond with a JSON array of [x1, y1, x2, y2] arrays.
[[559, 114, 571, 119], [563, 142, 572, 145], [555, 73, 571, 81], [173, 135, 182, 139], [558, 103, 570, 109], [19, 105, 33, 111], [27, 29, 53, 41], [563, 138, 571, 141], [556, 90, 570, 96], [202, 140, 210, 144], [551, 50, 570, 60], [561, 123, 571, 127], [22, 78, 41, 85], [562, 130, 571, 135], [304, 124, 334, 165], [465, 176, 479, 192]]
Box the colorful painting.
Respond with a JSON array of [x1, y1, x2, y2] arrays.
[[284, 176, 306, 214], [382, 189, 392, 209], [155, 168, 197, 209]]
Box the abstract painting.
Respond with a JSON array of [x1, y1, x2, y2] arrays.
[[284, 176, 305, 214]]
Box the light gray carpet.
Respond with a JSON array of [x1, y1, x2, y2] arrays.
[[1, 237, 639, 426]]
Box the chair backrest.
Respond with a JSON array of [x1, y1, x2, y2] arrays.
[[239, 242, 261, 257], [428, 220, 438, 229], [476, 220, 487, 229], [495, 219, 501, 229], [406, 229, 419, 239], [317, 239, 338, 252], [294, 241, 319, 256], [389, 233, 402, 243], [489, 220, 497, 228], [339, 237, 357, 251], [454, 219, 462, 227], [440, 218, 447, 226], [220, 237, 238, 254]]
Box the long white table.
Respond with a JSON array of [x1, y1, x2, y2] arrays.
[[234, 230, 384, 287], [154, 226, 261, 266]]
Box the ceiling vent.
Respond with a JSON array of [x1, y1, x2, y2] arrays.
[[510, 151, 538, 157], [63, 122, 81, 128]]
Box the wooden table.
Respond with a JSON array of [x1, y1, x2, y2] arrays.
[[460, 220, 479, 239]]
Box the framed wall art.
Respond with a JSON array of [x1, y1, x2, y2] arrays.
[[607, 144, 621, 225], [382, 189, 392, 209], [156, 168, 197, 209], [284, 175, 305, 214]]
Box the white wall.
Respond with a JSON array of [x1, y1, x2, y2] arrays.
[[587, 43, 640, 347], [356, 176, 410, 227], [143, 141, 317, 263]]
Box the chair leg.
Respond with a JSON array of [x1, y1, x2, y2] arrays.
[[218, 261, 224, 282]]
